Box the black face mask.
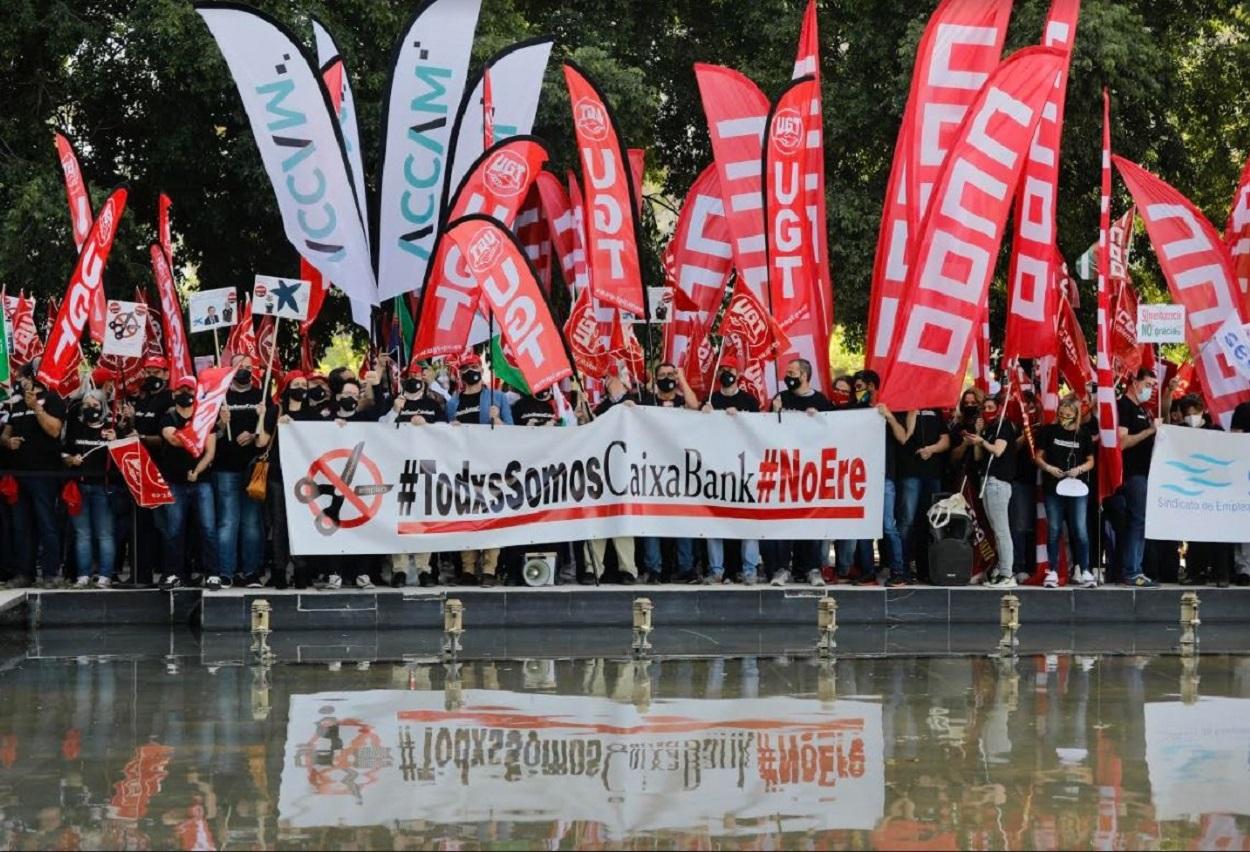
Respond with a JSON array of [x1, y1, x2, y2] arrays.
[[535, 391, 552, 402], [656, 377, 677, 393], [402, 378, 423, 395], [143, 376, 166, 394], [174, 392, 195, 408], [286, 387, 306, 404], [961, 404, 980, 419], [719, 371, 737, 389], [462, 370, 482, 387], [82, 407, 104, 426], [337, 396, 359, 413], [234, 369, 252, 387], [307, 387, 328, 405], [784, 376, 802, 392]]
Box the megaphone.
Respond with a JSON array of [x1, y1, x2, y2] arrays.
[[522, 552, 556, 587]]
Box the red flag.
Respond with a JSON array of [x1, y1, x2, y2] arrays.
[[969, 312, 992, 395], [792, 0, 834, 357], [223, 295, 258, 365], [867, 0, 1013, 372], [174, 366, 233, 459], [9, 294, 43, 371], [53, 132, 107, 346], [764, 77, 820, 332], [1113, 155, 1250, 429], [158, 194, 173, 265], [444, 216, 573, 393], [256, 315, 276, 370], [1095, 90, 1123, 500], [1005, 0, 1082, 358], [1109, 279, 1141, 377], [564, 63, 645, 317], [414, 137, 549, 360], [150, 244, 193, 388], [535, 171, 583, 293], [482, 64, 495, 149], [514, 189, 552, 295], [299, 256, 327, 334], [564, 284, 612, 379], [566, 170, 593, 293], [719, 277, 792, 368], [1056, 293, 1092, 399], [608, 308, 646, 385], [38, 187, 128, 391], [1226, 153, 1250, 314], [878, 48, 1066, 409], [627, 148, 645, 217], [107, 437, 174, 508], [662, 166, 734, 371]]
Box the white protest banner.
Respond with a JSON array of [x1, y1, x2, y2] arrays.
[[1146, 425, 1250, 543], [279, 406, 885, 555], [278, 689, 884, 834], [1136, 303, 1187, 343], [188, 287, 237, 331], [101, 300, 147, 359], [1146, 698, 1250, 820], [252, 275, 311, 321], [1213, 310, 1250, 380]]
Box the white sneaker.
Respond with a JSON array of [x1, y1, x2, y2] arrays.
[[806, 569, 826, 587], [94, 577, 112, 589], [355, 575, 375, 590], [1079, 570, 1097, 589], [325, 574, 343, 590], [988, 573, 1017, 589], [770, 569, 792, 587], [74, 576, 91, 589], [1043, 570, 1058, 589]]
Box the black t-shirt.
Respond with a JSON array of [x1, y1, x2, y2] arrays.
[[64, 415, 126, 476], [1231, 401, 1250, 433], [7, 392, 67, 472], [454, 390, 483, 425], [262, 404, 323, 480], [643, 391, 687, 409], [1036, 424, 1094, 495], [215, 386, 263, 472], [899, 409, 946, 480], [1012, 420, 1037, 485], [395, 394, 446, 424], [512, 395, 558, 427], [710, 389, 760, 412], [979, 418, 1019, 482], [776, 389, 834, 412], [133, 390, 173, 438], [1116, 395, 1154, 477], [158, 410, 200, 484]]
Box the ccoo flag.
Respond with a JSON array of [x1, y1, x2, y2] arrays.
[[195, 3, 377, 310]]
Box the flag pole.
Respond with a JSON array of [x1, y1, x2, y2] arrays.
[[261, 316, 280, 402], [487, 308, 496, 431], [704, 336, 727, 410], [212, 327, 222, 367]]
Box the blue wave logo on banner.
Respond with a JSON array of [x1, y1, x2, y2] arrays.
[[1161, 452, 1235, 497]]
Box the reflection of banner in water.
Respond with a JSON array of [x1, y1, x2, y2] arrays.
[[278, 690, 884, 834], [1145, 698, 1250, 820]]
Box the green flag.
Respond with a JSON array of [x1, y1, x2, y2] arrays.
[[0, 305, 10, 388], [490, 335, 530, 394], [393, 295, 414, 365]]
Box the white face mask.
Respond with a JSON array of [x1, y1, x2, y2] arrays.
[[1185, 414, 1204, 428], [1137, 386, 1153, 403]]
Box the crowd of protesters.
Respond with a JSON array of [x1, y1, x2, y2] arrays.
[[2, 350, 1249, 593]]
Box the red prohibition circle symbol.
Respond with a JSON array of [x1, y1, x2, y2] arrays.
[[299, 448, 385, 531]]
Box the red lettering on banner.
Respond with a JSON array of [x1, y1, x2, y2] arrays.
[[879, 48, 1064, 410], [1226, 155, 1250, 312], [765, 78, 819, 331]]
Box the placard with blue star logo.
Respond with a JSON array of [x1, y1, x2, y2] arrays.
[[253, 274, 312, 321]]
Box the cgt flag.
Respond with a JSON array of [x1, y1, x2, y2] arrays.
[[763, 76, 819, 333], [195, 3, 377, 310], [444, 215, 573, 393], [564, 63, 646, 317], [879, 48, 1065, 410], [38, 187, 128, 392], [108, 437, 174, 508], [175, 366, 234, 458]]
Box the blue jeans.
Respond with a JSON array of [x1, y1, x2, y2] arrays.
[[1117, 475, 1148, 581], [213, 471, 264, 580], [707, 539, 761, 579], [1044, 491, 1090, 574], [879, 477, 904, 577], [156, 481, 217, 580], [71, 483, 118, 579], [12, 475, 62, 581], [897, 476, 941, 568], [640, 537, 693, 577]]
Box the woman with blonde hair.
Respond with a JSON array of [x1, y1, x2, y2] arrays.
[[1035, 395, 1096, 588]]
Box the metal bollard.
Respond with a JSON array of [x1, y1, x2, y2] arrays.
[[816, 597, 838, 657], [632, 598, 654, 656], [251, 664, 272, 721], [1180, 591, 1201, 654], [442, 599, 464, 658], [444, 662, 463, 711], [998, 594, 1020, 656], [818, 660, 837, 706], [250, 599, 275, 663], [632, 660, 652, 712]]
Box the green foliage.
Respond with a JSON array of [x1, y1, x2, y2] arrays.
[[1, 0, 1247, 360]]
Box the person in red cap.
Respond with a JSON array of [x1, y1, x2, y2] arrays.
[[699, 354, 761, 584], [126, 354, 172, 586], [155, 375, 217, 591]]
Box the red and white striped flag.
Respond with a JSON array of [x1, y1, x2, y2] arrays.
[[1095, 89, 1123, 501]]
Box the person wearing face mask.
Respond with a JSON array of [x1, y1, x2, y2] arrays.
[[584, 375, 644, 584], [64, 389, 127, 588], [947, 387, 986, 490], [965, 395, 1019, 588], [1176, 395, 1232, 587], [257, 373, 316, 589], [383, 365, 445, 588], [1, 365, 67, 588], [208, 354, 265, 591], [446, 354, 512, 587], [304, 375, 334, 419], [829, 375, 855, 410], [700, 356, 762, 584], [319, 378, 381, 590], [511, 386, 561, 427], [1112, 368, 1160, 588], [848, 371, 907, 588], [156, 376, 218, 591], [1035, 396, 1096, 589], [125, 355, 173, 587]]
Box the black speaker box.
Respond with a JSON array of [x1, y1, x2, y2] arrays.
[[929, 539, 973, 586]]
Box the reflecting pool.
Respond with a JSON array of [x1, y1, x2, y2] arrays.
[[1, 644, 1249, 849]]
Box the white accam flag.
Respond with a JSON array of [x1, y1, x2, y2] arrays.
[[310, 15, 374, 330], [195, 3, 376, 310], [376, 0, 482, 301], [447, 37, 554, 197]]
